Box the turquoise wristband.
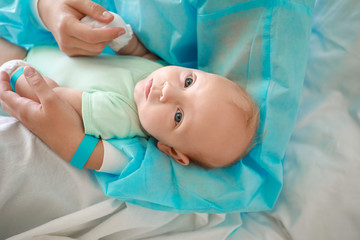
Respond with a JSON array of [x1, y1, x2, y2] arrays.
[[10, 67, 24, 92], [70, 134, 99, 169]]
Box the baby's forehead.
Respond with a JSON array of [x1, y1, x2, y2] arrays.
[[209, 79, 247, 104], [193, 92, 246, 129]]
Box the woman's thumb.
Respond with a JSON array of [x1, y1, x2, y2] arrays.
[[70, 0, 113, 23], [24, 67, 54, 104]]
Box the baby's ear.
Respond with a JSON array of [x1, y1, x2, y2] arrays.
[[157, 142, 190, 166]]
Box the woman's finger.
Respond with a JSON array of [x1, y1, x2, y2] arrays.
[[0, 70, 11, 92], [59, 33, 111, 55], [0, 71, 41, 122], [69, 19, 124, 44], [0, 79, 18, 119], [0, 71, 17, 114], [68, 0, 114, 23]]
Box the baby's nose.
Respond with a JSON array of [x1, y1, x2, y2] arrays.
[[160, 82, 179, 103]]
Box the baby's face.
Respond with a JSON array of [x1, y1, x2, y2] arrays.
[[134, 66, 252, 168]]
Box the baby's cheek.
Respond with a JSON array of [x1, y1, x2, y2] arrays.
[[144, 116, 166, 139], [138, 111, 154, 133]]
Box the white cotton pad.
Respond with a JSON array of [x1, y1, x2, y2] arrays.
[[81, 12, 133, 52], [0, 60, 31, 76]]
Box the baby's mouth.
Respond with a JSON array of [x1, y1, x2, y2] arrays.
[[145, 78, 153, 100]]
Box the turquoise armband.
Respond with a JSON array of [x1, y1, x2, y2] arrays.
[[70, 134, 99, 169], [10, 67, 24, 92]]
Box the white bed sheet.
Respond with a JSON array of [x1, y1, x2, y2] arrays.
[[268, 0, 360, 238], [1, 0, 360, 239]]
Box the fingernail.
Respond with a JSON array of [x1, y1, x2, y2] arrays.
[[102, 11, 112, 18], [24, 67, 35, 77]]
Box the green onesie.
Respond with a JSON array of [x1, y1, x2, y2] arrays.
[[26, 46, 164, 139]]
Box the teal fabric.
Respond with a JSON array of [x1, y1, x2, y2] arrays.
[[0, 0, 56, 48], [0, 0, 315, 213]]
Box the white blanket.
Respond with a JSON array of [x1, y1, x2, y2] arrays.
[[1, 0, 360, 239]]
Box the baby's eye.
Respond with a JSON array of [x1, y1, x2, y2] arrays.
[[184, 76, 193, 88], [174, 109, 182, 124]]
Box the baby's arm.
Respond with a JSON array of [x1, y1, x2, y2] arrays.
[[11, 66, 83, 118], [0, 37, 27, 66], [0, 67, 103, 170], [9, 66, 129, 172]]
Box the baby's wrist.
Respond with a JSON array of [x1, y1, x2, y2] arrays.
[[116, 35, 154, 60], [116, 35, 140, 55]]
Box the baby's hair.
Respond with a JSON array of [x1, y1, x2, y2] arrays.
[[234, 82, 261, 159], [207, 81, 260, 169]]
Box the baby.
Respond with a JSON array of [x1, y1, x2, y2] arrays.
[[0, 17, 259, 170]]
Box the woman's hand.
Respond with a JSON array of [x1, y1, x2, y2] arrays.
[[0, 67, 103, 169], [38, 0, 125, 56]]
